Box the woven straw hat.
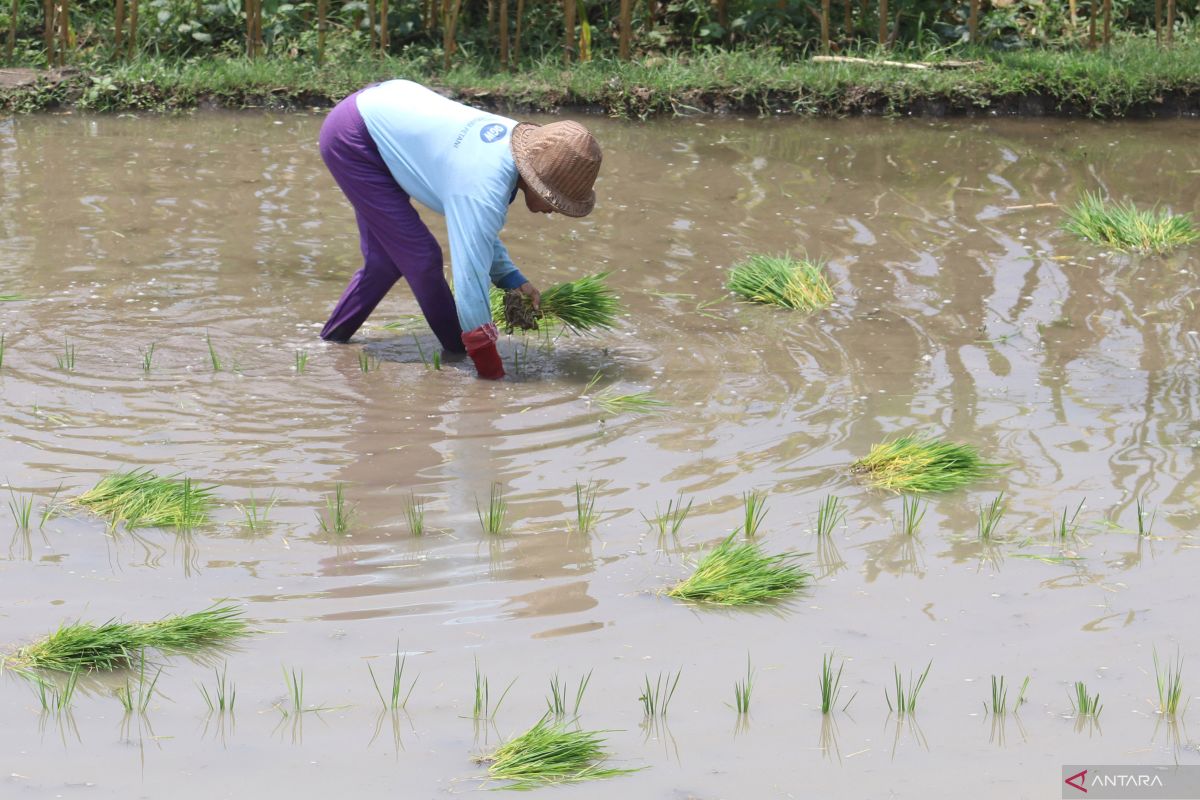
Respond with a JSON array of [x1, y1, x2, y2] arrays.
[[510, 120, 601, 217]]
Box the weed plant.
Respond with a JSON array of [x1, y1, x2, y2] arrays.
[[482, 715, 637, 789], [978, 493, 1006, 540], [853, 435, 995, 493], [318, 482, 353, 535], [819, 652, 855, 714], [1154, 648, 1186, 716], [740, 491, 768, 538], [546, 670, 592, 718], [368, 644, 418, 711], [12, 605, 248, 671], [727, 254, 834, 312], [574, 481, 599, 535], [814, 494, 846, 538], [1070, 681, 1102, 718], [667, 533, 809, 605], [1064, 191, 1200, 254], [885, 662, 932, 717], [76, 469, 214, 529], [898, 495, 926, 536], [476, 482, 508, 536], [638, 669, 681, 718]]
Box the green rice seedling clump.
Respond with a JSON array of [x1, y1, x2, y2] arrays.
[[1154, 648, 1185, 716], [76, 469, 214, 529], [727, 254, 834, 312], [1064, 191, 1200, 254], [814, 494, 846, 538], [885, 661, 932, 717], [546, 670, 592, 718], [740, 491, 768, 538], [667, 533, 810, 606], [978, 493, 1006, 540], [574, 481, 599, 535], [11, 605, 249, 672], [476, 482, 508, 536], [483, 715, 638, 789], [491, 272, 620, 335], [1070, 681, 1102, 717], [852, 435, 995, 493], [639, 669, 681, 718], [733, 655, 754, 714], [819, 652, 855, 714]]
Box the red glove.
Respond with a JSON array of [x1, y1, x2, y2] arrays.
[[462, 322, 505, 380]]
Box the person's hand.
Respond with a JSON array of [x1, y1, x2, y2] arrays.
[[518, 281, 541, 311]]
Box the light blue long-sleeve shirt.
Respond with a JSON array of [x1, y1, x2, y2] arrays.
[[356, 80, 527, 332]]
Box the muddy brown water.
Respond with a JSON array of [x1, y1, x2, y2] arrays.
[[1, 111, 1199, 799]]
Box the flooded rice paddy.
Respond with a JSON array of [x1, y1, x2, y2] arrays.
[[1, 111, 1199, 799]]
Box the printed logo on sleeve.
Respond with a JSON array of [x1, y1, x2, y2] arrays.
[[480, 123, 508, 143]]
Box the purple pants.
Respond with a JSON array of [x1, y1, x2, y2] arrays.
[[318, 92, 465, 353]]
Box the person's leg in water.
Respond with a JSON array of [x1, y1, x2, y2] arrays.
[[317, 92, 464, 352]]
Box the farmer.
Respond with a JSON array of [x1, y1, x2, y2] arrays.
[[317, 79, 602, 380]]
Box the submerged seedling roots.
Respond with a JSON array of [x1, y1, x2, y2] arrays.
[[667, 533, 810, 605]]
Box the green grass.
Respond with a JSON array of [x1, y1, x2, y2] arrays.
[[198, 663, 237, 714], [472, 657, 516, 720], [885, 661, 932, 717], [404, 491, 425, 537], [545, 670, 592, 718], [897, 495, 926, 537], [739, 491, 768, 538], [978, 493, 1006, 540], [1154, 648, 1186, 717], [492, 273, 620, 335], [294, 349, 308, 374], [1054, 498, 1085, 539], [10, 605, 249, 672], [317, 482, 354, 535], [819, 652, 855, 714], [733, 655, 754, 714], [638, 669, 681, 718], [141, 343, 155, 374], [814, 494, 846, 538], [643, 493, 693, 545], [1064, 191, 1200, 254], [476, 482, 508, 536], [368, 643, 418, 712], [727, 254, 834, 312], [205, 331, 221, 371], [852, 435, 995, 493], [482, 715, 638, 789], [76, 469, 214, 529], [1070, 680, 1102, 718], [667, 532, 810, 606], [55, 338, 75, 371], [574, 481, 599, 535], [236, 491, 277, 533]]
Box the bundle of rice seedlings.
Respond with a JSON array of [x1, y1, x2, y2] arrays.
[[491, 272, 620, 335], [727, 254, 834, 312], [852, 435, 995, 493], [1064, 191, 1200, 254], [11, 605, 249, 672], [667, 533, 810, 606], [76, 469, 214, 529], [482, 715, 637, 789]]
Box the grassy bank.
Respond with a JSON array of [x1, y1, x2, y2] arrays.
[[3, 40, 1199, 118]]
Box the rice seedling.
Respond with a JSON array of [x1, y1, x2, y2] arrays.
[[116, 656, 161, 715], [236, 491, 277, 533], [0, 294, 21, 301], [986, 675, 1009, 715], [281, 667, 305, 716], [476, 482, 507, 536], [733, 655, 754, 714], [76, 469, 214, 529], [404, 491, 425, 537], [727, 254, 834, 312], [1135, 497, 1157, 536], [1054, 498, 1085, 539], [472, 657, 515, 720], [481, 715, 637, 789], [739, 490, 768, 538], [978, 493, 1006, 540], [198, 663, 236, 714], [852, 435, 996, 493], [1070, 681, 1102, 718], [317, 482, 353, 535], [1064, 191, 1200, 254], [819, 652, 855, 714], [368, 643, 418, 712], [357, 350, 378, 373], [491, 272, 620, 335], [431, 351, 441, 370], [638, 669, 681, 718], [7, 487, 33, 530], [814, 494, 846, 538], [0, 332, 5, 370], [55, 338, 75, 371], [897, 495, 926, 537], [11, 605, 249, 672], [294, 349, 308, 374], [643, 493, 693, 544], [1153, 648, 1186, 716], [24, 667, 80, 714], [667, 533, 810, 606], [141, 343, 155, 374], [39, 484, 63, 528], [573, 481, 599, 535], [205, 331, 221, 371], [1016, 676, 1031, 707], [546, 670, 592, 718], [885, 661, 932, 717], [593, 387, 667, 416]]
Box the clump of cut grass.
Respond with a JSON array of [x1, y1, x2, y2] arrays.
[[978, 492, 1006, 540], [198, 663, 237, 714], [733, 655, 754, 714], [897, 495, 926, 537], [404, 491, 425, 537], [317, 482, 354, 535], [368, 643, 418, 712], [476, 482, 508, 536], [236, 491, 277, 533], [574, 481, 599, 535], [885, 662, 932, 717], [472, 657, 516, 720], [667, 532, 810, 606], [638, 669, 681, 718], [739, 491, 768, 538], [141, 343, 156, 374], [492, 272, 620, 335], [814, 494, 846, 538], [76, 469, 214, 529], [1153, 648, 1186, 717], [55, 338, 76, 371], [546, 670, 592, 719], [1070, 681, 1102, 718], [294, 349, 308, 374], [852, 435, 995, 493], [727, 254, 834, 312], [11, 605, 249, 672], [1054, 498, 1085, 539], [643, 493, 693, 544], [819, 652, 855, 714], [1064, 191, 1200, 254], [481, 715, 637, 789]]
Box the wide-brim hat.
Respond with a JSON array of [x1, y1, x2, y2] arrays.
[[510, 120, 602, 218]]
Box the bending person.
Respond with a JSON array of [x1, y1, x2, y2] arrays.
[[318, 79, 602, 380]]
